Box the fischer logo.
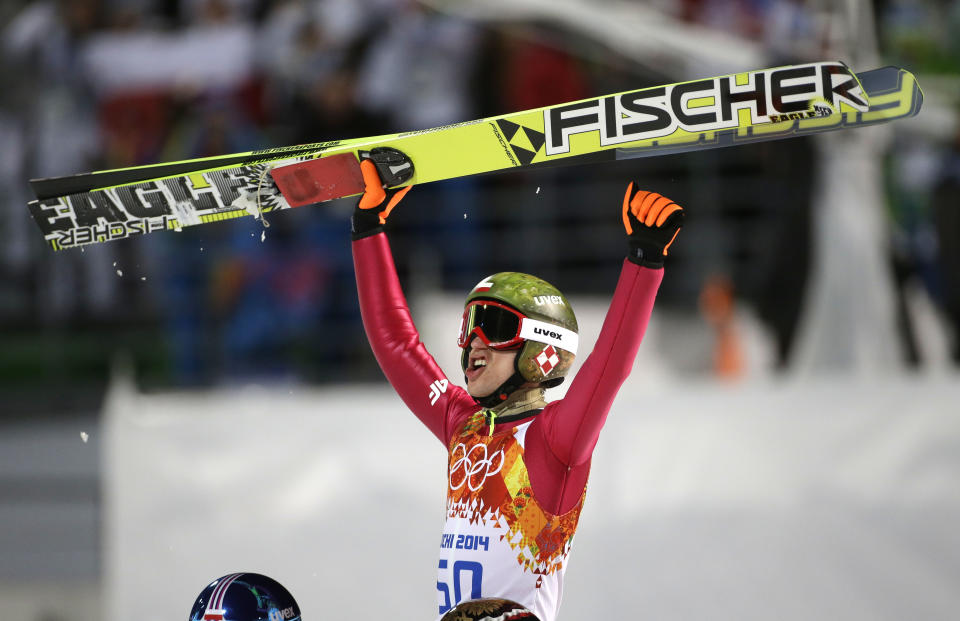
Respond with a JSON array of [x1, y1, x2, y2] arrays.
[[533, 326, 563, 341], [543, 62, 868, 155], [449, 442, 505, 492], [533, 295, 564, 306], [429, 379, 449, 406]]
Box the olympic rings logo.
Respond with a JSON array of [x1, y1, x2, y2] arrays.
[[449, 442, 505, 492]]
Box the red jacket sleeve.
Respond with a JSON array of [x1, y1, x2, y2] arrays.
[[525, 259, 663, 514], [352, 233, 477, 445]]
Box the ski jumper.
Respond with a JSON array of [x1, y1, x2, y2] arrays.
[[353, 232, 663, 621]]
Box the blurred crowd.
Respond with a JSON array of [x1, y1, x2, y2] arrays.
[[0, 0, 957, 397]]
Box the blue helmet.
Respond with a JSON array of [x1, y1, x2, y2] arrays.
[[189, 573, 301, 621]]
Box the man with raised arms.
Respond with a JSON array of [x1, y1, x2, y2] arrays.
[[350, 149, 683, 621]]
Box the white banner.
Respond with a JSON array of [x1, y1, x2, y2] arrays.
[[519, 317, 579, 354], [104, 377, 960, 621]]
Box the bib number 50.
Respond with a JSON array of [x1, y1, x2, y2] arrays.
[[436, 559, 483, 614]]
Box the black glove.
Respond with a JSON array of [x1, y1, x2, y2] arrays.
[[350, 147, 414, 241], [621, 182, 685, 268]]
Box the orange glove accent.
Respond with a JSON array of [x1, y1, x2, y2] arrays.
[[378, 185, 412, 224], [351, 155, 414, 240], [663, 228, 681, 256], [623, 185, 683, 234], [358, 159, 387, 211], [622, 182, 685, 268]]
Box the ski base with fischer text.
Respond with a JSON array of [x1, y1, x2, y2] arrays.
[[27, 61, 923, 251]]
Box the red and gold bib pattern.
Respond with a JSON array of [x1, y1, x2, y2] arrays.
[[446, 411, 586, 575]]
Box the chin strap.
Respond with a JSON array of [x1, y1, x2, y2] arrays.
[[476, 385, 548, 436], [473, 371, 526, 409]]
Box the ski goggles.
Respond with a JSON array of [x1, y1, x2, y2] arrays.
[[457, 300, 578, 354]]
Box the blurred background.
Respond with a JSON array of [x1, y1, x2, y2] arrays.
[[1, 0, 958, 619]]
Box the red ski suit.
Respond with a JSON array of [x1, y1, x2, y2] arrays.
[[353, 231, 663, 516]]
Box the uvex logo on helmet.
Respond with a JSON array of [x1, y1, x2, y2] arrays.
[[533, 326, 563, 340], [533, 295, 564, 306]]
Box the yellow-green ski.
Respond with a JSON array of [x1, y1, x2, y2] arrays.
[[28, 61, 922, 250]]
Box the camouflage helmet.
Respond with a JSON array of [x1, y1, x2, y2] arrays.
[[440, 597, 540, 620], [461, 272, 578, 387]]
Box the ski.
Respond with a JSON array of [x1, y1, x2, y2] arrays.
[[28, 61, 922, 250]]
